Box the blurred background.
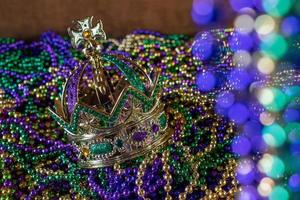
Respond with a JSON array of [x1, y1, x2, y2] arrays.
[[0, 0, 235, 39]]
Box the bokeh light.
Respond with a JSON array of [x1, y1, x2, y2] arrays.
[[237, 158, 255, 184], [196, 71, 216, 91], [216, 91, 235, 108], [257, 177, 275, 197], [257, 56, 275, 74], [257, 88, 274, 106], [262, 123, 286, 147], [254, 14, 276, 36], [286, 122, 300, 143], [192, 31, 214, 60], [238, 185, 258, 200], [229, 32, 253, 52], [284, 108, 300, 123], [259, 111, 275, 126], [229, 0, 253, 12], [260, 34, 288, 59], [229, 69, 252, 90], [284, 86, 300, 101], [257, 87, 287, 112], [233, 50, 252, 67], [193, 0, 214, 16], [289, 174, 300, 192], [191, 0, 214, 25], [234, 14, 255, 33], [258, 154, 285, 178], [262, 0, 292, 17], [228, 103, 249, 124], [269, 186, 289, 200], [232, 136, 251, 156], [281, 16, 300, 36]]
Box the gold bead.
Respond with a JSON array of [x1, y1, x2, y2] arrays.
[[163, 174, 172, 181], [162, 150, 170, 157], [179, 193, 187, 200], [219, 191, 226, 197], [185, 185, 193, 194], [164, 184, 172, 192], [137, 189, 145, 196], [231, 179, 237, 185], [135, 179, 143, 186], [191, 179, 198, 186], [139, 163, 147, 169], [137, 171, 144, 177], [149, 154, 156, 160], [163, 165, 170, 171], [201, 185, 207, 191]]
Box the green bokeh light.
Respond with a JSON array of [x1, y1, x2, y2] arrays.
[[263, 123, 286, 147], [284, 86, 300, 102], [263, 87, 287, 112], [269, 186, 289, 200], [285, 122, 300, 143], [260, 34, 288, 59], [268, 156, 285, 178], [262, 0, 292, 17], [260, 154, 285, 178]]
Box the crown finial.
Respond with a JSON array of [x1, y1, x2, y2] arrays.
[[68, 16, 106, 49]]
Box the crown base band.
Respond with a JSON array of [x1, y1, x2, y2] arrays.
[[79, 127, 172, 168], [67, 101, 170, 168]]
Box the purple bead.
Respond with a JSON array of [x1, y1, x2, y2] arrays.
[[151, 124, 159, 133], [132, 131, 147, 141], [123, 189, 130, 197]]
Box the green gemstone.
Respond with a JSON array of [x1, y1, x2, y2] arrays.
[[90, 142, 113, 155], [159, 113, 167, 128]]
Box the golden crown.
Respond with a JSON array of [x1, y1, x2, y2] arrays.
[[49, 17, 170, 168]]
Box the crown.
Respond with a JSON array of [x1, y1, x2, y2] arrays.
[[49, 17, 170, 168]]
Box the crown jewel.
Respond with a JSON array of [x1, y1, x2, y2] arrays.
[[49, 17, 170, 168]]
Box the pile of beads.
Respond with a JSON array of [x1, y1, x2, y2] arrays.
[[0, 29, 240, 199]]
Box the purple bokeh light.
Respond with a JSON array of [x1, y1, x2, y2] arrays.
[[289, 174, 300, 192], [191, 8, 214, 25], [281, 16, 300, 37], [237, 159, 255, 184], [196, 71, 216, 91], [232, 135, 251, 156], [228, 69, 252, 91], [229, 32, 253, 51], [238, 185, 258, 200], [193, 0, 214, 16], [284, 108, 300, 123], [243, 120, 262, 136], [216, 91, 235, 108], [192, 32, 214, 60], [191, 0, 214, 25], [228, 103, 249, 124], [229, 0, 253, 12], [250, 134, 268, 153], [290, 143, 300, 156]]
